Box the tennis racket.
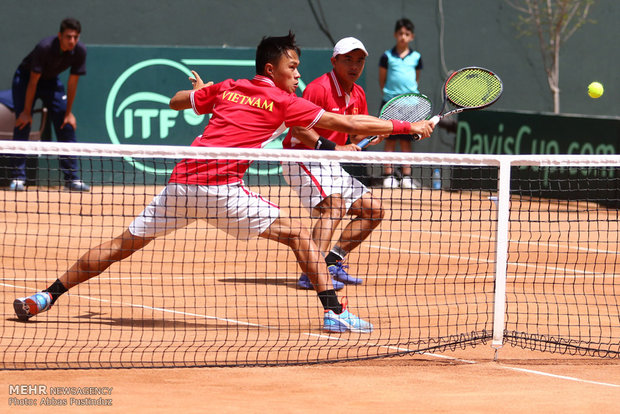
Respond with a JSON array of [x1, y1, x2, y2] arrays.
[[358, 93, 432, 148], [413, 66, 503, 140]]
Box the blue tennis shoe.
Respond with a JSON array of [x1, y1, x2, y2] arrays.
[[297, 273, 344, 290], [14, 292, 53, 321], [323, 298, 373, 333], [328, 262, 363, 285]]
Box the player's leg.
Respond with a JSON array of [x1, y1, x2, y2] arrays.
[[280, 162, 344, 290], [14, 184, 192, 321], [316, 169, 379, 285], [59, 230, 154, 290], [398, 138, 415, 188], [208, 181, 371, 333], [301, 194, 357, 288], [311, 194, 347, 253], [46, 79, 88, 191], [304, 192, 376, 287], [260, 216, 373, 333], [13, 229, 154, 321], [333, 191, 384, 256], [283, 161, 377, 287], [8, 69, 33, 190], [260, 216, 332, 292], [58, 184, 197, 290], [326, 191, 384, 285], [382, 138, 399, 188]]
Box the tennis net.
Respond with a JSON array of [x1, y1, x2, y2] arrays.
[[1, 140, 618, 369]]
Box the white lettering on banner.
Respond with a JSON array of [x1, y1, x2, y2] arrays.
[[456, 120, 616, 187]]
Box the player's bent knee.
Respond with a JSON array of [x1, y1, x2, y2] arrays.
[[289, 219, 311, 239], [358, 197, 385, 222], [114, 230, 154, 257], [317, 195, 347, 219], [260, 217, 311, 248]]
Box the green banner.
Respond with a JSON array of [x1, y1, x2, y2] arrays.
[[67, 45, 335, 184], [455, 110, 619, 156], [452, 110, 620, 207]]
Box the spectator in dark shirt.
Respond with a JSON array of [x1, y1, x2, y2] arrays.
[[8, 17, 90, 192]]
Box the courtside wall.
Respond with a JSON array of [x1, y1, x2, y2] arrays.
[[0, 0, 617, 157]]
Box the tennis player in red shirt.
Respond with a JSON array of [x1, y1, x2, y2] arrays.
[[282, 37, 383, 291], [14, 32, 434, 334]]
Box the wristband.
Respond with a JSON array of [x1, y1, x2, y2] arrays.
[[390, 119, 411, 135], [315, 136, 337, 151]]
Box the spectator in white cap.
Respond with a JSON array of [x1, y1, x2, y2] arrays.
[[281, 37, 385, 290]]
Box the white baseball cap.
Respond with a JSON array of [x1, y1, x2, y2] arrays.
[[332, 37, 368, 57]]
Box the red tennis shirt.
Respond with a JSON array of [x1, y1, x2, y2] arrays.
[[282, 70, 368, 149], [169, 75, 325, 185]]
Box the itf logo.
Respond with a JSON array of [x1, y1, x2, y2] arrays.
[[104, 56, 306, 175], [105, 59, 208, 174]]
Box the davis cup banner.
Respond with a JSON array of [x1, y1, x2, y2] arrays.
[[452, 110, 620, 207]]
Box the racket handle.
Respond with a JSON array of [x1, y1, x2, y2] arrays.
[[357, 136, 376, 149], [412, 115, 441, 140]]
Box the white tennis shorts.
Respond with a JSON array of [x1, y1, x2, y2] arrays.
[[129, 182, 280, 239], [281, 161, 369, 217]]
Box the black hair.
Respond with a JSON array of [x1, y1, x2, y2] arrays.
[[60, 17, 81, 34], [394, 18, 414, 33], [255, 31, 300, 75]]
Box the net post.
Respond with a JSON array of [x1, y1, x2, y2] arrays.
[[491, 157, 511, 357]]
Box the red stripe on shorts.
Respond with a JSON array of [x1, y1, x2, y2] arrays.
[[298, 162, 327, 198], [239, 183, 280, 209]]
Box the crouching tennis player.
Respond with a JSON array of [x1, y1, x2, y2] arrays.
[[14, 32, 434, 333]]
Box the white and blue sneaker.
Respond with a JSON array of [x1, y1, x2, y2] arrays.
[[297, 273, 344, 290], [383, 175, 400, 188], [13, 292, 53, 321], [328, 262, 362, 285], [9, 179, 25, 191], [64, 180, 90, 192], [323, 298, 373, 333]]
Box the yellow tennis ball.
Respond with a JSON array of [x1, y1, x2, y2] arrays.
[[588, 82, 604, 98]]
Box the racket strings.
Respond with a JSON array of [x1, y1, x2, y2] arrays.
[[445, 68, 502, 108], [381, 95, 432, 122]]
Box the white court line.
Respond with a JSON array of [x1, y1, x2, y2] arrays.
[[4, 281, 618, 387], [305, 332, 479, 364], [498, 365, 620, 388], [304, 332, 619, 388], [2, 282, 274, 329], [414, 228, 620, 256], [367, 243, 615, 279]]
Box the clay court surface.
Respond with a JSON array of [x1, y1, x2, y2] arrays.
[[1, 350, 619, 413], [1, 184, 619, 412]]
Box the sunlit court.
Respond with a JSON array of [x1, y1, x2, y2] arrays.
[[1, 1, 619, 413], [1, 149, 618, 368]]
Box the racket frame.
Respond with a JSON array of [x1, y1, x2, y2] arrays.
[[413, 66, 503, 139], [358, 92, 432, 148]]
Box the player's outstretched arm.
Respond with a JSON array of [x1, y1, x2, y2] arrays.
[[188, 70, 206, 89], [355, 134, 389, 146], [169, 91, 193, 111], [289, 127, 360, 151], [407, 120, 434, 138], [169, 71, 213, 111], [316, 112, 435, 140]]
